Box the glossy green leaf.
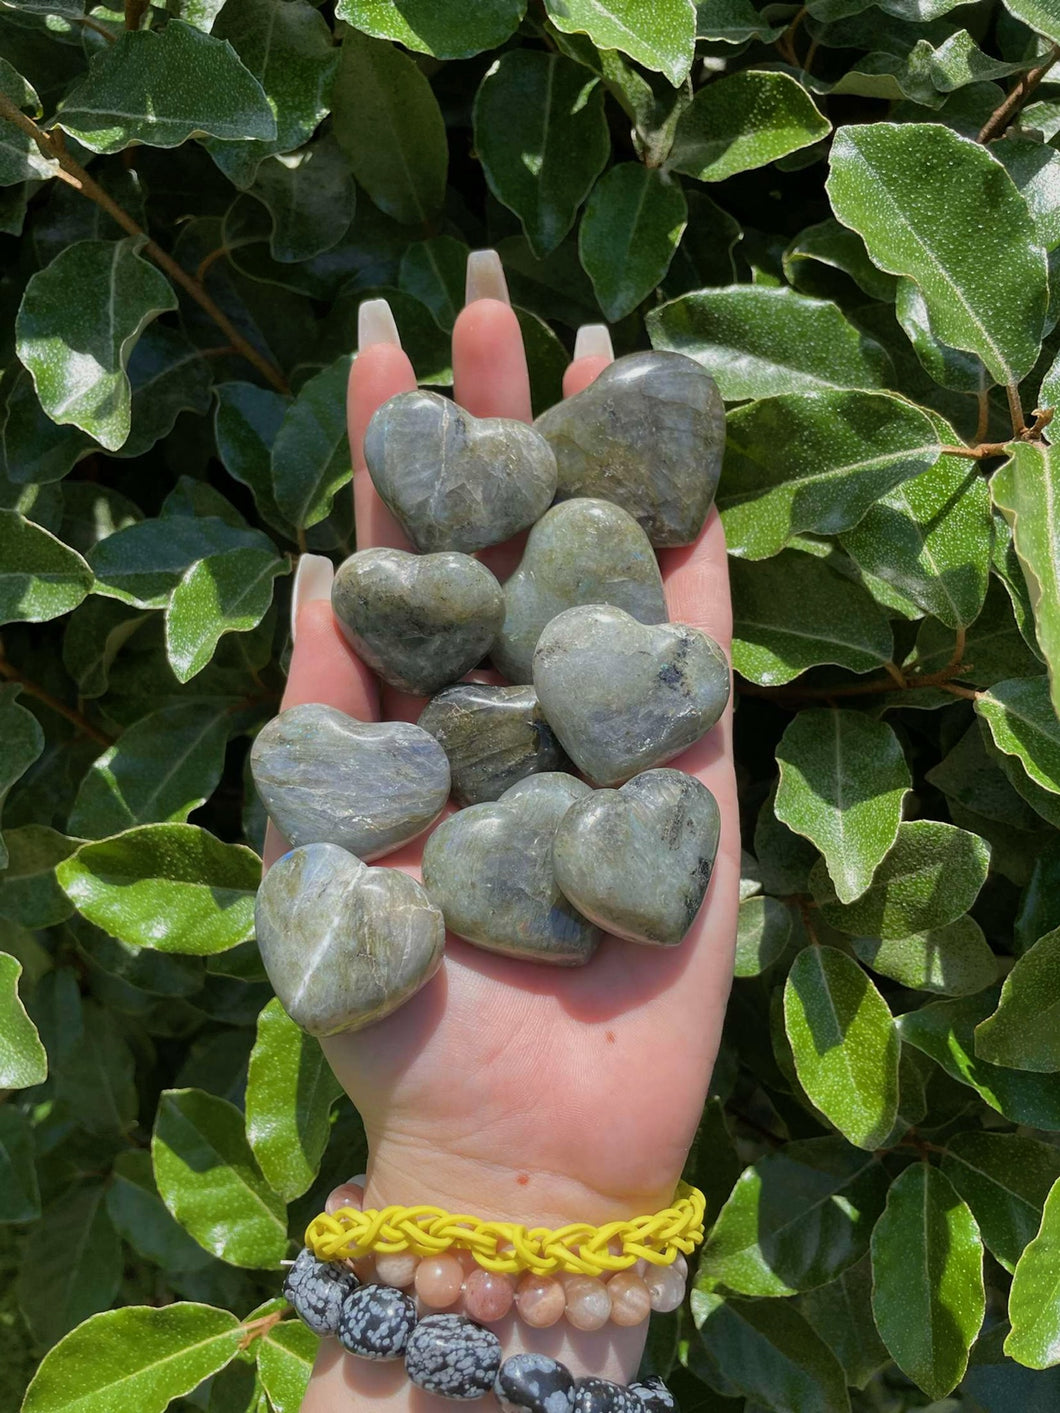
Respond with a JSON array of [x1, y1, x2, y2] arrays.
[[106, 1149, 213, 1272], [245, 999, 342, 1202], [331, 30, 447, 226], [272, 355, 353, 530], [784, 946, 899, 1149], [54, 999, 137, 1137], [544, 0, 696, 87], [0, 1105, 39, 1223], [247, 138, 356, 265], [0, 684, 43, 869], [0, 825, 77, 927], [17, 1183, 123, 1349], [853, 916, 997, 996], [0, 58, 59, 185], [118, 324, 215, 460], [734, 895, 798, 976], [1005, 1176, 1060, 1369], [336, 0, 525, 58], [827, 123, 1047, 386], [669, 71, 830, 182], [976, 676, 1060, 797], [941, 1132, 1060, 1274], [0, 509, 92, 625], [1001, 0, 1060, 44], [798, 1256, 889, 1390], [213, 381, 292, 536], [893, 277, 988, 394], [398, 235, 468, 332], [975, 927, 1060, 1072], [993, 135, 1060, 252], [153, 1088, 287, 1268], [696, 0, 785, 42], [646, 285, 888, 400], [775, 708, 910, 903], [56, 21, 275, 153], [21, 1302, 243, 1413], [474, 51, 609, 258], [783, 218, 898, 303], [257, 1318, 318, 1413], [579, 164, 686, 322], [811, 819, 990, 938], [88, 514, 271, 608], [0, 951, 46, 1088], [871, 1164, 985, 1398], [57, 823, 260, 955], [165, 546, 287, 683]]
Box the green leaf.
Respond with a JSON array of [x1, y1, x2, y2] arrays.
[[17, 1183, 123, 1349], [798, 1256, 889, 1390], [153, 1088, 287, 1268], [734, 895, 798, 976], [21, 1301, 244, 1413], [893, 277, 988, 394], [0, 825, 78, 927], [827, 123, 1048, 386], [118, 324, 215, 460], [669, 70, 829, 182], [246, 138, 356, 265], [991, 446, 1060, 715], [941, 1132, 1060, 1274], [54, 999, 137, 1137], [331, 30, 447, 226], [974, 927, 1060, 1072], [0, 951, 46, 1088], [695, 0, 785, 42], [257, 1317, 319, 1412], [578, 164, 687, 322], [245, 999, 342, 1202], [775, 709, 910, 904], [544, 0, 696, 87], [783, 218, 899, 303], [88, 514, 272, 608], [336, 0, 525, 59], [783, 946, 899, 1149], [106, 1149, 213, 1272], [1001, 0, 1060, 45], [976, 676, 1060, 796], [398, 235, 469, 332], [0, 1106, 37, 1223], [720, 391, 939, 561], [272, 354, 352, 530], [698, 1137, 888, 1296], [213, 381, 292, 536], [56, 20, 275, 153], [0, 684, 42, 869], [17, 237, 177, 451], [853, 916, 997, 996], [993, 135, 1060, 252], [646, 285, 889, 400], [165, 546, 288, 683], [810, 819, 990, 938], [871, 1164, 984, 1398], [474, 51, 609, 258], [1005, 1176, 1060, 1369], [0, 510, 92, 625], [0, 58, 58, 185], [57, 823, 260, 955], [730, 550, 893, 686]]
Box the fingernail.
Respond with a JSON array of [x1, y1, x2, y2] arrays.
[[348, 1173, 367, 1188], [290, 553, 334, 645], [465, 249, 510, 306], [357, 298, 402, 351], [325, 1177, 366, 1215], [573, 324, 614, 362]]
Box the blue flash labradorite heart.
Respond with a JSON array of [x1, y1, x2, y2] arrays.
[[250, 703, 450, 860], [533, 351, 725, 547], [255, 843, 445, 1035], [331, 548, 504, 696], [492, 498, 668, 685], [532, 605, 730, 786], [364, 390, 557, 553], [420, 773, 601, 965], [552, 769, 721, 946]]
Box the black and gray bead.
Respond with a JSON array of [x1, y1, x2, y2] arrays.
[[336, 1283, 417, 1360], [495, 1352, 576, 1412], [283, 1247, 357, 1336], [629, 1376, 677, 1412], [404, 1313, 502, 1399], [572, 1377, 646, 1412]]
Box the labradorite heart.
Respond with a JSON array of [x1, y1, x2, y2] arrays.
[[533, 351, 725, 547], [492, 498, 668, 685], [364, 390, 557, 553], [532, 605, 730, 786], [552, 769, 721, 946], [331, 547, 504, 697], [250, 703, 450, 861], [255, 843, 445, 1035], [420, 773, 600, 965]]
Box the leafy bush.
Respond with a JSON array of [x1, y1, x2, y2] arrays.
[[3, 0, 1060, 1409]]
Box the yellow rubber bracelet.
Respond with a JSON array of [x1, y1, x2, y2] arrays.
[[305, 1182, 705, 1278]]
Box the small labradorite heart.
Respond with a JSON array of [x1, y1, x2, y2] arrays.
[[553, 769, 721, 946], [492, 498, 668, 685], [417, 683, 569, 806], [533, 351, 725, 547], [533, 605, 729, 787], [331, 548, 504, 696], [364, 390, 557, 553], [420, 773, 601, 965], [255, 843, 445, 1035], [250, 703, 450, 861]]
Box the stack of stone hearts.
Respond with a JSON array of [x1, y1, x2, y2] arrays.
[[253, 352, 729, 1039]]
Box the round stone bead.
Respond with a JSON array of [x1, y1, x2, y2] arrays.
[[495, 1352, 575, 1412], [572, 1376, 644, 1412], [515, 1272, 567, 1328], [336, 1283, 417, 1360], [464, 1268, 514, 1322], [563, 1276, 612, 1331], [414, 1253, 465, 1308], [404, 1312, 502, 1400], [283, 1247, 357, 1336], [645, 1263, 686, 1314], [374, 1251, 419, 1289], [605, 1270, 652, 1327], [629, 1374, 677, 1412]]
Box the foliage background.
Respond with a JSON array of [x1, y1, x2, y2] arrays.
[[3, 0, 1060, 1408]]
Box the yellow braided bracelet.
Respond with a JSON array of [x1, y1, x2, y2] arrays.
[[305, 1182, 705, 1278]]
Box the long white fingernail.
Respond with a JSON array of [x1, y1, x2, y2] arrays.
[[290, 553, 334, 645], [358, 298, 402, 351], [465, 249, 510, 306], [348, 1173, 367, 1187], [573, 324, 614, 362]]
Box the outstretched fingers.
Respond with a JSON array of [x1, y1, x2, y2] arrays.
[[452, 251, 532, 423]]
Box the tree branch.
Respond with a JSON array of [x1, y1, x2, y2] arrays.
[[978, 44, 1060, 144], [124, 0, 151, 30], [0, 652, 113, 746]]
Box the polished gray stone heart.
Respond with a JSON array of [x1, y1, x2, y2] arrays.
[[417, 683, 569, 806], [256, 843, 445, 1035], [364, 390, 557, 553], [553, 769, 720, 946], [533, 351, 725, 547], [533, 605, 729, 786], [250, 703, 450, 861], [331, 548, 504, 697], [492, 498, 668, 684], [421, 773, 600, 965]]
